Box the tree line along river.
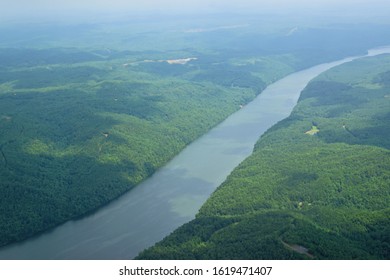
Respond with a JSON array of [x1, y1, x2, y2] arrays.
[[0, 46, 389, 259]]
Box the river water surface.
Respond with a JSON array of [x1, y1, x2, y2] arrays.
[[0, 47, 389, 259]]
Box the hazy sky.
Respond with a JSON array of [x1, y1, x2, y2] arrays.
[[2, 0, 390, 22]]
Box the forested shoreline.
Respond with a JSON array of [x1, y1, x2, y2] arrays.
[[137, 54, 390, 260], [1, 19, 390, 250]]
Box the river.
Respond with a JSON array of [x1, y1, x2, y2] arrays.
[[0, 46, 389, 259]]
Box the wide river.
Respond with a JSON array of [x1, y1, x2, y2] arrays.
[[1, 47, 389, 260]]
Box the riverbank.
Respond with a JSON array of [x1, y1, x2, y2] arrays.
[[137, 50, 390, 260], [3, 48, 388, 259]]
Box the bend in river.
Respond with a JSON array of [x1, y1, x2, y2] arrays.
[[1, 46, 390, 259]]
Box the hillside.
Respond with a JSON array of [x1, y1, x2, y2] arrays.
[[1, 19, 390, 250], [137, 54, 390, 260]]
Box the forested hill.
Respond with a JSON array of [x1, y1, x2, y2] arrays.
[[137, 54, 390, 260], [0, 35, 348, 248], [0, 48, 263, 247], [1, 19, 390, 250]]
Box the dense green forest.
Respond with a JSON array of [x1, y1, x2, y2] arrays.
[[137, 54, 390, 260], [1, 18, 390, 249], [0, 48, 259, 246]]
